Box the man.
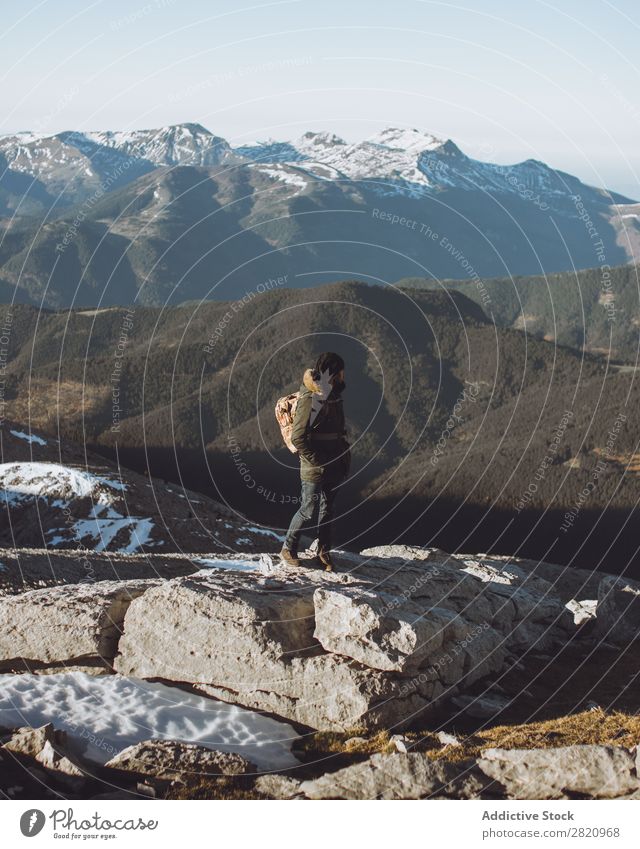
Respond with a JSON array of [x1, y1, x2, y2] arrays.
[[280, 352, 350, 571]]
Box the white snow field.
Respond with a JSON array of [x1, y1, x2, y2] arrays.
[[0, 672, 298, 771], [194, 557, 260, 573], [9, 430, 47, 446], [0, 462, 158, 554], [0, 462, 125, 505], [47, 503, 157, 554], [242, 525, 285, 541]]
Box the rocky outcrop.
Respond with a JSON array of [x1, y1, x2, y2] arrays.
[[113, 548, 577, 731], [301, 752, 490, 799], [299, 745, 640, 800], [0, 580, 156, 670], [2, 723, 88, 789], [596, 575, 640, 646], [105, 740, 256, 781], [476, 745, 640, 799], [5, 544, 635, 736], [254, 774, 304, 799]]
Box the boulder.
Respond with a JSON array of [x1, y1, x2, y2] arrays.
[[3, 723, 63, 759], [359, 545, 444, 561], [113, 550, 579, 731], [477, 745, 640, 799], [2, 723, 87, 788], [565, 598, 598, 626], [105, 740, 255, 781], [114, 571, 406, 731], [300, 752, 489, 799], [596, 575, 640, 645], [254, 774, 304, 799], [313, 585, 468, 672], [0, 580, 156, 670]]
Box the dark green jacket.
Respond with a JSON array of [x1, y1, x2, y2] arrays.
[[291, 369, 350, 483]]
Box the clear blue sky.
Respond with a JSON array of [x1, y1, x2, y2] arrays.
[[2, 0, 639, 198]]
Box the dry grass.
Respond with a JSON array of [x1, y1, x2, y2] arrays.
[[151, 709, 640, 798], [297, 708, 640, 768], [164, 775, 264, 800]]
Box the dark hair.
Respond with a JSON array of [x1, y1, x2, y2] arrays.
[[315, 351, 345, 377]]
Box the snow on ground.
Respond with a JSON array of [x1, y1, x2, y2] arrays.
[[0, 672, 298, 771], [367, 126, 444, 153], [194, 558, 260, 573], [0, 462, 126, 506], [249, 163, 308, 194], [48, 508, 158, 554], [0, 462, 158, 553], [9, 430, 47, 446], [243, 526, 285, 542]]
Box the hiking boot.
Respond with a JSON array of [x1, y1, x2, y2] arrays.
[[280, 548, 300, 567], [317, 548, 334, 572]]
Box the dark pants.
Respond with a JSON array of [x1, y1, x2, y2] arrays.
[[284, 479, 339, 554]]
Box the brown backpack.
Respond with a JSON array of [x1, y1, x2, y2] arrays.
[[275, 392, 300, 453]]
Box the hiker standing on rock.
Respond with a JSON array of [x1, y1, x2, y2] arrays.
[[279, 352, 350, 571]]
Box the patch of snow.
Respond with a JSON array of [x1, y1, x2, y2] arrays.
[[0, 672, 298, 771], [47, 535, 66, 546], [295, 131, 346, 151], [96, 475, 126, 491], [118, 518, 155, 554], [0, 562, 6, 572], [194, 557, 260, 573], [0, 462, 125, 506], [297, 161, 344, 181], [243, 526, 285, 542], [235, 537, 251, 545], [9, 430, 47, 446], [46, 511, 157, 554], [275, 127, 449, 190], [252, 163, 308, 194], [87, 502, 121, 520], [367, 126, 444, 153]]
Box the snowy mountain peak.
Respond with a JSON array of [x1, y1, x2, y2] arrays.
[[367, 126, 445, 153], [296, 130, 347, 149]]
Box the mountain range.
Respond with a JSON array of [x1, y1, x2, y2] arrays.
[[0, 123, 637, 307], [400, 263, 640, 360]]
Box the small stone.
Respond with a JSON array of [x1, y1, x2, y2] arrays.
[[344, 736, 368, 747], [390, 734, 408, 753], [254, 774, 303, 799], [436, 731, 460, 747]]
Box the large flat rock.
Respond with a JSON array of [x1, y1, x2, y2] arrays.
[[477, 744, 640, 799], [105, 739, 256, 780], [300, 744, 640, 799], [113, 548, 577, 730], [300, 752, 489, 799], [0, 579, 156, 670]]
